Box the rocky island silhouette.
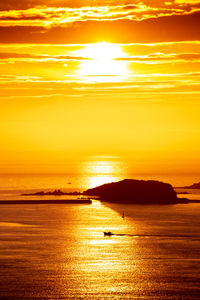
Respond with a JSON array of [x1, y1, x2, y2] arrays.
[[83, 179, 189, 204]]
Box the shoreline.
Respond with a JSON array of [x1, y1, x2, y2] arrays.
[[0, 199, 200, 205], [0, 199, 92, 205]]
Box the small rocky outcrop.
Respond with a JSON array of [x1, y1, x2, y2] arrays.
[[21, 189, 82, 196]]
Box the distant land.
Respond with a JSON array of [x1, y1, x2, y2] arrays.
[[20, 180, 200, 205], [180, 182, 200, 189], [83, 179, 189, 205], [21, 189, 82, 196]]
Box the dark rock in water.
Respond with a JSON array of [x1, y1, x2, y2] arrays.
[[182, 182, 200, 189], [22, 189, 82, 196], [83, 179, 179, 204]]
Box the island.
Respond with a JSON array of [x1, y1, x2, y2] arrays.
[[83, 179, 189, 204], [181, 182, 200, 189], [21, 189, 82, 196]]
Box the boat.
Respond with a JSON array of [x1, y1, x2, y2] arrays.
[[104, 231, 114, 236]]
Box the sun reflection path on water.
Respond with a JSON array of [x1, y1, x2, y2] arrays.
[[88, 175, 121, 189], [81, 157, 127, 189]]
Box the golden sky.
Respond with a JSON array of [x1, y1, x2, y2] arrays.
[[0, 0, 200, 175]]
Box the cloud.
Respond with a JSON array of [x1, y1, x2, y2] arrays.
[[115, 52, 200, 63], [0, 3, 200, 28], [0, 71, 199, 96], [175, 0, 200, 4], [0, 0, 97, 10], [0, 11, 199, 43], [0, 52, 92, 65], [0, 52, 37, 58], [0, 1, 199, 43], [0, 0, 200, 9], [0, 51, 200, 65]]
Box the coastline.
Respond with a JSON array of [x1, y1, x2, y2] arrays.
[[0, 199, 92, 205], [0, 198, 200, 206]]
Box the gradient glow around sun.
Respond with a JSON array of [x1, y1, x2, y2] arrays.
[[76, 42, 128, 82], [80, 158, 127, 188]]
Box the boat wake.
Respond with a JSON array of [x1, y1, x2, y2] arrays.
[[104, 232, 200, 239]]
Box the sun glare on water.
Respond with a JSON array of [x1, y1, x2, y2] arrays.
[[81, 158, 127, 188], [76, 42, 128, 82]]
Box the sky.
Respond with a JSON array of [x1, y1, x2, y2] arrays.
[[0, 0, 200, 176]]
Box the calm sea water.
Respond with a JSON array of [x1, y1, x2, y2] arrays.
[[0, 173, 200, 199], [0, 174, 200, 299]]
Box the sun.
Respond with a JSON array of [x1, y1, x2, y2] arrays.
[[79, 42, 124, 60], [75, 42, 128, 82]]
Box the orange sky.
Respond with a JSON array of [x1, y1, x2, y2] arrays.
[[0, 0, 200, 175]]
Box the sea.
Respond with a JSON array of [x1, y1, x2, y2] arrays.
[[0, 173, 200, 299]]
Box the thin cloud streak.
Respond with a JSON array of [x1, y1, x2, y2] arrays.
[[0, 51, 200, 64], [0, 71, 199, 97]]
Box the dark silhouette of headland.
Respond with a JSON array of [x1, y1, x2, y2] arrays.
[[83, 179, 189, 204], [181, 182, 200, 189]]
